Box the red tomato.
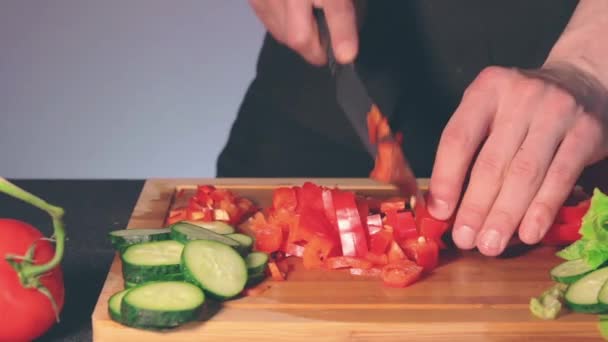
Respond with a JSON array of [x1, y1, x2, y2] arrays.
[[381, 260, 423, 288], [0, 219, 65, 342]]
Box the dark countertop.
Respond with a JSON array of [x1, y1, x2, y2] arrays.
[[0, 180, 145, 342]]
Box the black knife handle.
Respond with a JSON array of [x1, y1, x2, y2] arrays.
[[313, 9, 337, 75]]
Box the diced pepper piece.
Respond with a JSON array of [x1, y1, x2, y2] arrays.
[[364, 251, 389, 266], [250, 212, 283, 253], [267, 261, 285, 281], [351, 267, 383, 277], [387, 240, 407, 263], [273, 187, 298, 212], [380, 198, 407, 213], [393, 211, 418, 242], [401, 236, 439, 272], [326, 256, 373, 270], [302, 236, 335, 269], [381, 260, 423, 288], [541, 222, 583, 246], [369, 230, 393, 255], [333, 190, 369, 257]]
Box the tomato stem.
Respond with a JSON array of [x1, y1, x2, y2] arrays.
[[0, 178, 66, 280]]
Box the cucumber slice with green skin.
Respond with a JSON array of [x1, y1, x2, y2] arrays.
[[182, 239, 247, 300], [246, 271, 267, 287], [226, 233, 254, 255], [108, 289, 130, 323], [109, 228, 171, 252], [170, 222, 240, 248], [124, 281, 138, 289], [245, 252, 269, 275], [551, 258, 596, 284], [183, 221, 235, 235], [565, 266, 608, 313], [121, 281, 205, 329], [596, 277, 608, 311], [121, 240, 184, 284], [126, 272, 185, 285]]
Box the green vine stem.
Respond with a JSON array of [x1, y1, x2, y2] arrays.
[[0, 177, 65, 283]]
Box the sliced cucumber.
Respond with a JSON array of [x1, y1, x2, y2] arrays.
[[551, 258, 596, 284], [565, 266, 608, 313], [182, 240, 247, 300], [245, 252, 269, 275], [597, 278, 608, 311], [226, 233, 254, 255], [124, 281, 138, 289], [126, 272, 185, 285], [108, 289, 130, 323], [246, 272, 267, 287], [121, 281, 205, 329], [183, 220, 235, 235], [170, 222, 239, 248], [121, 240, 184, 284], [109, 228, 171, 252]]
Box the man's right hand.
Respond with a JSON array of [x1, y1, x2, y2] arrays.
[[248, 0, 359, 65]]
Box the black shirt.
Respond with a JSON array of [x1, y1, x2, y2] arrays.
[[217, 0, 579, 178]]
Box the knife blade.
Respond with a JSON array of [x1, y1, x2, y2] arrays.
[[314, 9, 423, 203]]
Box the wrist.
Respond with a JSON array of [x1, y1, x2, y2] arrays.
[[516, 61, 608, 115]]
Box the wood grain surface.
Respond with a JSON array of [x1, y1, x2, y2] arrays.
[[91, 178, 603, 341]]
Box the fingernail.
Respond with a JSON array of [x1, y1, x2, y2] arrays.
[[428, 197, 450, 219], [336, 41, 356, 63], [479, 229, 503, 254], [454, 225, 476, 249]]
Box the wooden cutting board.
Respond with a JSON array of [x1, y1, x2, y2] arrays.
[[91, 178, 602, 341]]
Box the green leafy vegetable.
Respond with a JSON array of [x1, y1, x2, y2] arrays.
[[557, 188, 608, 269], [529, 283, 568, 320]]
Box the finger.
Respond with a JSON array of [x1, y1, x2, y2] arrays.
[[322, 0, 358, 63], [475, 91, 577, 256], [428, 67, 504, 221], [519, 111, 601, 244], [284, 0, 326, 65], [451, 75, 539, 250], [249, 0, 286, 41]]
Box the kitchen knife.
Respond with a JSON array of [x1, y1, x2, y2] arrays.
[[314, 9, 422, 202]]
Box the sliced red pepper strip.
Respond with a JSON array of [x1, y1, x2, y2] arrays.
[[366, 214, 383, 235], [381, 260, 423, 288], [322, 188, 339, 234], [350, 267, 383, 277], [555, 199, 590, 224], [401, 236, 439, 272], [326, 256, 373, 270], [267, 261, 285, 281], [369, 230, 393, 255], [366, 104, 383, 145], [332, 190, 369, 257], [541, 222, 583, 246]]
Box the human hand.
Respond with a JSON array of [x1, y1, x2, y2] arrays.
[[427, 64, 608, 256], [248, 0, 359, 65]]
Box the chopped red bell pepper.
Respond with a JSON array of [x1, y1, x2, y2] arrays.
[[369, 230, 393, 254], [381, 260, 423, 288], [273, 187, 298, 212], [364, 251, 389, 266], [366, 214, 383, 235], [249, 212, 283, 253], [285, 242, 305, 257], [393, 211, 418, 242], [326, 256, 373, 270], [322, 188, 339, 233], [302, 236, 335, 269], [541, 222, 583, 246], [555, 199, 590, 223], [387, 240, 407, 263], [267, 261, 285, 281], [380, 198, 407, 213], [332, 190, 369, 257], [351, 267, 383, 277], [401, 236, 439, 272]]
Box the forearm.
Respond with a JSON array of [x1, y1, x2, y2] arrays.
[[544, 0, 608, 92]]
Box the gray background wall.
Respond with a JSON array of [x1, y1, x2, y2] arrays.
[[0, 1, 266, 178]]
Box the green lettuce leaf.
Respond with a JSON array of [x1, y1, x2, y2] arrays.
[[557, 188, 608, 269]]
